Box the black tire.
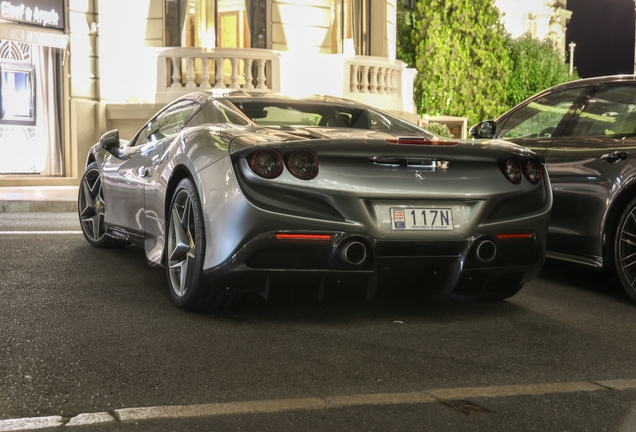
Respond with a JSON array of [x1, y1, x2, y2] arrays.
[[78, 162, 122, 248], [166, 178, 244, 310], [613, 197, 636, 302]]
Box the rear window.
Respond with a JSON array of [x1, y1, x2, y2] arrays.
[[233, 100, 430, 136]]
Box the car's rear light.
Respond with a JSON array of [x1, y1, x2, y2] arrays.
[[524, 159, 543, 184], [286, 150, 319, 180], [496, 233, 533, 240], [386, 137, 458, 146], [248, 149, 283, 179], [275, 233, 332, 240], [501, 157, 522, 184]]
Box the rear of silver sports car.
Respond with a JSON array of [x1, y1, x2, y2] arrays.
[[196, 134, 552, 301]]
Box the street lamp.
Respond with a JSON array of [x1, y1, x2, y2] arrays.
[[569, 41, 576, 76]]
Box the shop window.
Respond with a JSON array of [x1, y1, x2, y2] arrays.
[[0, 63, 35, 126]]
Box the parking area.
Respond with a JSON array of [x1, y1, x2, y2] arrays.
[[1, 212, 635, 431]]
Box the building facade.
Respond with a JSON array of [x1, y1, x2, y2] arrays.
[[0, 0, 417, 187], [495, 0, 572, 54], [0, 0, 66, 180]]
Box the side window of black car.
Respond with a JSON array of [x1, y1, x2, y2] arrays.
[[567, 85, 636, 137], [498, 88, 586, 139]]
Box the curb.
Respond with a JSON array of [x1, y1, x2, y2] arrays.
[[0, 200, 77, 213]]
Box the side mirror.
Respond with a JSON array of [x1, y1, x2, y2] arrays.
[[100, 129, 120, 153], [469, 120, 495, 139]]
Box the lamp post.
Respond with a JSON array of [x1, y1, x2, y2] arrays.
[[569, 41, 576, 76]]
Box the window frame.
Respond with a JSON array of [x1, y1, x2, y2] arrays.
[[129, 99, 202, 148], [0, 63, 36, 126]]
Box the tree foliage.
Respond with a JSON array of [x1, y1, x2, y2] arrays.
[[424, 121, 453, 137], [506, 33, 578, 107], [410, 0, 512, 125], [396, 5, 417, 68], [396, 1, 578, 124]]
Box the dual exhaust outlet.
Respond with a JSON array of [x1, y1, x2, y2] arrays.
[[337, 238, 497, 266], [474, 239, 497, 263], [338, 240, 367, 266]]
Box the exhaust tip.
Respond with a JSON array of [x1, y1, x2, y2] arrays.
[[475, 239, 496, 263], [338, 241, 367, 265]]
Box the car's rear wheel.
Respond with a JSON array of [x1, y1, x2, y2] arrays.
[[613, 198, 636, 302], [78, 162, 121, 248], [166, 178, 245, 310]]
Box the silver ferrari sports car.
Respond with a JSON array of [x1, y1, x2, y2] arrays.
[[78, 91, 552, 310]]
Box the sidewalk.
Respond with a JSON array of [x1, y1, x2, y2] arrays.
[[0, 186, 78, 213]]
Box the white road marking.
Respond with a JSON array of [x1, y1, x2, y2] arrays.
[[115, 398, 330, 421], [66, 412, 115, 427], [0, 379, 634, 430], [0, 231, 83, 235], [0, 416, 64, 431], [326, 392, 435, 406], [595, 379, 636, 390], [426, 381, 602, 400]]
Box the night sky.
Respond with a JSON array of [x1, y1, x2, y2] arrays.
[[566, 0, 635, 77]]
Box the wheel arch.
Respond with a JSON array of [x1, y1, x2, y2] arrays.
[[85, 154, 96, 167], [165, 165, 195, 224], [603, 178, 636, 271]]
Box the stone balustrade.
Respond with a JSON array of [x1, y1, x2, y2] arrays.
[[152, 48, 416, 116], [155, 47, 281, 102], [347, 57, 403, 96]]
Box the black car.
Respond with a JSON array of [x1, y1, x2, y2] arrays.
[[471, 74, 636, 302]]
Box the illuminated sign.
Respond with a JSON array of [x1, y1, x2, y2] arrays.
[[0, 0, 64, 30]]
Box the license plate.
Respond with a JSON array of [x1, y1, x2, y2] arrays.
[[390, 208, 454, 230]]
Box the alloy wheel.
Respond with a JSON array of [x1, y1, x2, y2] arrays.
[[618, 206, 636, 295], [167, 189, 197, 297], [79, 167, 107, 242]]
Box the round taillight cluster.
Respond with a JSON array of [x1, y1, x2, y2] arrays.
[[524, 159, 543, 184], [503, 158, 523, 184], [248, 149, 319, 180], [287, 150, 319, 180], [500, 157, 543, 185], [248, 149, 283, 179]]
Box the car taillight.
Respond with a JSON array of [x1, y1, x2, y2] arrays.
[[287, 150, 319, 180], [275, 233, 332, 240], [248, 149, 283, 179], [386, 137, 458, 146], [502, 157, 522, 184], [524, 159, 543, 184]]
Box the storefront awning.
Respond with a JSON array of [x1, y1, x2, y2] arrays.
[[0, 21, 67, 49]]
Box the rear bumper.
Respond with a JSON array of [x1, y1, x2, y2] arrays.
[[204, 230, 544, 300]]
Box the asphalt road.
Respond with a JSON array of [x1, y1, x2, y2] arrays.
[[1, 212, 635, 431]]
